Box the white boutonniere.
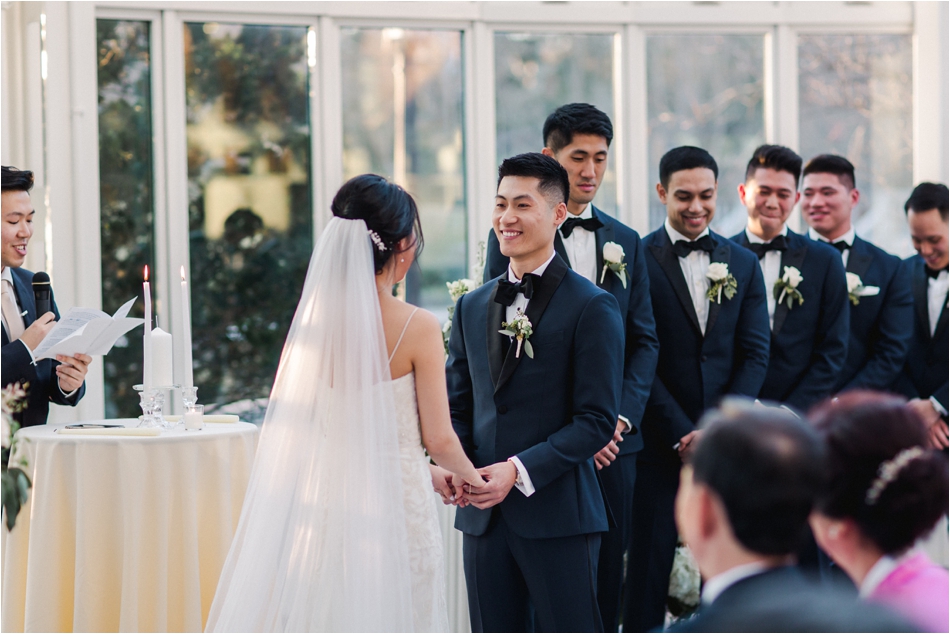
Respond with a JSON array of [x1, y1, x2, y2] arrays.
[[774, 266, 804, 309], [600, 242, 628, 288], [845, 272, 880, 306], [705, 262, 737, 304], [499, 308, 534, 359]]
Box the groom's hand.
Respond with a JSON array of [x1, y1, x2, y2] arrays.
[[594, 421, 625, 470], [464, 461, 517, 509]]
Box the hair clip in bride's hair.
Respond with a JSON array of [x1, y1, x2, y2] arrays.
[[368, 229, 387, 252]]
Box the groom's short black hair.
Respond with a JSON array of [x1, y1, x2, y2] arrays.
[[497, 153, 569, 207], [689, 404, 825, 556]]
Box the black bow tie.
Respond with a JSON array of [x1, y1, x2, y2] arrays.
[[926, 265, 949, 279], [672, 235, 716, 258], [748, 235, 788, 259], [495, 273, 542, 306], [560, 216, 604, 238], [829, 240, 850, 253]]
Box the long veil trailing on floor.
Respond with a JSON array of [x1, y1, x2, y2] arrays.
[[205, 217, 414, 632]]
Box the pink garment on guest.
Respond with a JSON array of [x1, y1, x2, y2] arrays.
[[868, 552, 949, 633]]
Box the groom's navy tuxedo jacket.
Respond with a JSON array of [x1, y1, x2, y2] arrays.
[[484, 206, 659, 454], [731, 229, 849, 412], [831, 236, 913, 392], [642, 229, 770, 458], [448, 254, 624, 539]]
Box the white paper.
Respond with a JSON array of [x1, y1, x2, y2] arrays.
[[34, 298, 143, 361]]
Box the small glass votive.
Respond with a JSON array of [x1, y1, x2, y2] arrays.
[[183, 404, 204, 431]]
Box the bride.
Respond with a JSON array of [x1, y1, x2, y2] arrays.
[[205, 175, 485, 632]]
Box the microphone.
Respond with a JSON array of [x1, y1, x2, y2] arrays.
[[32, 272, 52, 317]]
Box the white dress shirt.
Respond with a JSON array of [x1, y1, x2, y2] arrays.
[[701, 561, 771, 605], [809, 226, 855, 268], [560, 204, 598, 283], [747, 225, 788, 329], [665, 220, 711, 335], [504, 251, 557, 497], [928, 269, 948, 336]]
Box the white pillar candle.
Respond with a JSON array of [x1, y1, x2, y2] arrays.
[[151, 327, 174, 387], [180, 266, 194, 389], [143, 266, 153, 392]]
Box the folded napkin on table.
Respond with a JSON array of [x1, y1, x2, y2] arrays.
[[147, 414, 241, 424], [58, 427, 162, 437]]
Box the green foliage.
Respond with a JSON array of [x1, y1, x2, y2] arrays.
[[2, 383, 31, 531]]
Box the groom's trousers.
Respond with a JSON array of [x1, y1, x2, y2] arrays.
[[463, 512, 603, 633]]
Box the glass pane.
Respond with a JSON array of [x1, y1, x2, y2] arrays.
[[97, 19, 154, 418], [495, 32, 619, 214], [799, 34, 913, 256], [185, 22, 312, 423], [646, 34, 765, 235], [341, 28, 465, 315]]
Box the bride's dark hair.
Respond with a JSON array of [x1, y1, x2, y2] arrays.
[[331, 174, 424, 274]]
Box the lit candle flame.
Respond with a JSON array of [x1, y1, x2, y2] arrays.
[[144, 265, 149, 282]]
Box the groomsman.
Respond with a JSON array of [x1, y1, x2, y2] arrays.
[[483, 103, 659, 632], [801, 154, 913, 392], [731, 145, 849, 412], [449, 153, 625, 632], [623, 146, 770, 632], [892, 183, 949, 449]]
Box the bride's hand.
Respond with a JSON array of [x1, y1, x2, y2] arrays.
[[465, 472, 487, 488], [429, 464, 457, 505]]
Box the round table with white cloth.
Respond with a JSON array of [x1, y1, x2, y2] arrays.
[[1, 420, 259, 633]]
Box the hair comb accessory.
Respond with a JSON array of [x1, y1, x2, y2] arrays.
[[865, 446, 925, 505], [368, 229, 387, 252]]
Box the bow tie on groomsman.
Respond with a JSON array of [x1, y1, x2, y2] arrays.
[[925, 264, 949, 279], [560, 215, 604, 238], [747, 235, 789, 259], [828, 240, 851, 253], [495, 273, 542, 306], [672, 234, 716, 258]]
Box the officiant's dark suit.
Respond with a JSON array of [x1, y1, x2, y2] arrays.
[[449, 253, 624, 632], [623, 227, 770, 632], [731, 229, 849, 411], [1, 266, 85, 427]]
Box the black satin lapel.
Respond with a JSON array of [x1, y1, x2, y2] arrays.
[[594, 213, 613, 290], [495, 255, 569, 393], [772, 244, 807, 335], [649, 242, 703, 335], [936, 300, 949, 343], [486, 284, 505, 388], [845, 239, 873, 279], [554, 232, 571, 269], [705, 241, 731, 335], [912, 259, 930, 337]]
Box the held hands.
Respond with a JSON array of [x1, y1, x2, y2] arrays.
[[453, 461, 517, 510], [19, 312, 56, 350], [594, 419, 626, 470], [908, 398, 949, 449], [677, 430, 701, 461], [56, 353, 91, 393]]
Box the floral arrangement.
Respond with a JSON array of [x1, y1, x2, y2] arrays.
[[442, 242, 486, 355], [774, 265, 804, 309], [845, 272, 880, 306], [499, 308, 535, 359], [705, 262, 737, 304], [600, 242, 627, 288], [2, 383, 31, 531], [667, 539, 701, 621]]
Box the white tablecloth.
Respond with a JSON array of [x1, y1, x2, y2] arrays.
[[1, 420, 259, 633]]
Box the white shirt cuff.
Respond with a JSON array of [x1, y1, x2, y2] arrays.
[[59, 379, 78, 399], [508, 456, 535, 497], [618, 414, 632, 434], [930, 396, 948, 418]]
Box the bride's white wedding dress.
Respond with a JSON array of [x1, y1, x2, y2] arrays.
[[205, 218, 448, 632]]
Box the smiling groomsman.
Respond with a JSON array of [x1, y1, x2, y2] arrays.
[[801, 154, 913, 392], [730, 145, 849, 413], [892, 183, 949, 449], [483, 104, 659, 632], [622, 147, 770, 632]]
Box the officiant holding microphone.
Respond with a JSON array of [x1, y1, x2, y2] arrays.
[[2, 165, 89, 427]]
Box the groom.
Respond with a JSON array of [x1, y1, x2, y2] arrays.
[[447, 153, 624, 632]]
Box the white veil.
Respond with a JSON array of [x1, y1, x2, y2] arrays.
[[206, 217, 414, 632]]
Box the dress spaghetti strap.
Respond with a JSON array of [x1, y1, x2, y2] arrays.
[[388, 307, 420, 364]]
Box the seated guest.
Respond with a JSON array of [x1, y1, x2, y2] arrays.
[[669, 403, 914, 632], [809, 392, 949, 633], [892, 183, 948, 449], [1, 166, 90, 426]]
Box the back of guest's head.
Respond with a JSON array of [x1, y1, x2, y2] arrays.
[[809, 392, 949, 555], [542, 103, 613, 153], [803, 154, 856, 190], [658, 146, 718, 189], [2, 166, 34, 193], [331, 174, 423, 273], [904, 182, 949, 221], [497, 152, 569, 207], [691, 404, 825, 556], [745, 145, 803, 187]]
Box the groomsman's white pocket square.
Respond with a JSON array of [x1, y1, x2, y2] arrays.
[[846, 273, 880, 305]]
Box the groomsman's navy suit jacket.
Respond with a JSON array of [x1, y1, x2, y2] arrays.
[[642, 229, 770, 459], [731, 229, 849, 412], [449, 254, 624, 538], [1, 266, 85, 427], [832, 236, 913, 391], [484, 206, 659, 454], [892, 255, 949, 412]]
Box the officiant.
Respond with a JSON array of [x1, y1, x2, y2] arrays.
[[2, 165, 89, 427]]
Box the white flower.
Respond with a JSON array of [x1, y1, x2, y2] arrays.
[[782, 266, 803, 289], [706, 262, 730, 282], [603, 241, 625, 264], [668, 544, 701, 609], [846, 272, 862, 294], [446, 278, 477, 302], [846, 272, 880, 305], [1, 412, 9, 450]]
